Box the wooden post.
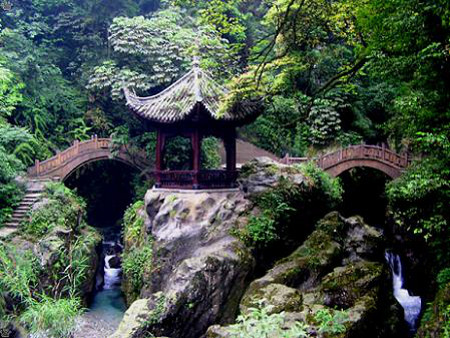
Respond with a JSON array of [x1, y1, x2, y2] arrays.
[[155, 130, 163, 188], [94, 134, 98, 149], [36, 159, 40, 175], [191, 129, 202, 189], [224, 129, 237, 172]]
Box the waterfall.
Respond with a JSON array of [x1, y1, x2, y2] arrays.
[[103, 254, 122, 290], [385, 252, 422, 332]]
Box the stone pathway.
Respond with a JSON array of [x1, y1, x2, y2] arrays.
[[73, 312, 121, 338], [0, 226, 18, 238]]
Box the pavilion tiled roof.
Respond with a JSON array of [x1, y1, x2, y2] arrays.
[[123, 62, 259, 124]]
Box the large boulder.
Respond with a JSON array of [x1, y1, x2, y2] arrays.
[[113, 190, 255, 338]]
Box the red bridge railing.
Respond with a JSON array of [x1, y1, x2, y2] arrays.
[[282, 144, 410, 170], [28, 136, 112, 177]]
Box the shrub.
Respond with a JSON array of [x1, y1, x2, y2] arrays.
[[21, 182, 86, 238], [0, 144, 24, 226], [19, 295, 82, 338], [0, 243, 39, 304], [296, 161, 343, 205], [122, 246, 152, 301], [53, 230, 100, 297], [201, 137, 221, 169], [239, 165, 342, 250], [438, 268, 450, 289], [227, 303, 309, 338], [226, 302, 350, 338], [123, 200, 145, 246], [314, 308, 349, 335]]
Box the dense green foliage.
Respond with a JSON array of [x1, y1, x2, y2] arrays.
[[0, 0, 449, 334], [21, 182, 86, 237], [19, 296, 83, 338], [238, 163, 342, 250], [418, 269, 450, 337], [122, 200, 153, 303]]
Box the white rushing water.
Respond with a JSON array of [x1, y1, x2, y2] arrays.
[[385, 252, 422, 332], [104, 254, 122, 290]]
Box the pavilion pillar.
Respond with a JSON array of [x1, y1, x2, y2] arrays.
[[191, 129, 202, 189], [224, 128, 237, 172], [155, 130, 166, 188]]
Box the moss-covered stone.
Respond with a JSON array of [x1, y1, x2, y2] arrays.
[[321, 261, 384, 309], [213, 212, 401, 337], [244, 283, 303, 314]]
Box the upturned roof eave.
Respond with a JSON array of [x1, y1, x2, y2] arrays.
[[123, 65, 261, 125]]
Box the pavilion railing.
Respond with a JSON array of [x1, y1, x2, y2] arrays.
[[156, 170, 238, 189]]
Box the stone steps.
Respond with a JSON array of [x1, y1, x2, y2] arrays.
[[1, 188, 43, 238]]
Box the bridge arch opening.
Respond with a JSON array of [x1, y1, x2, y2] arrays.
[[64, 160, 147, 228], [325, 159, 401, 179], [337, 167, 390, 227]]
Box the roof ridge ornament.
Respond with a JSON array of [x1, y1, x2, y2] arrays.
[[193, 55, 200, 69]]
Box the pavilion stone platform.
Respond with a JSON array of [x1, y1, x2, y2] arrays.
[[124, 58, 260, 189]]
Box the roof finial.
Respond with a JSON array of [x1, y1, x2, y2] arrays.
[[193, 55, 200, 69]]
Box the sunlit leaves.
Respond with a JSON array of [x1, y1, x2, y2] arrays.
[[87, 8, 238, 100], [0, 64, 24, 121]]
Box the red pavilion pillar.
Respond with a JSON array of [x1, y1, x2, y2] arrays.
[[191, 129, 202, 189], [224, 128, 237, 172], [155, 129, 166, 188]]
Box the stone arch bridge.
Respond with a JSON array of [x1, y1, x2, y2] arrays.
[[27, 136, 150, 181], [282, 144, 410, 179], [27, 138, 409, 182]]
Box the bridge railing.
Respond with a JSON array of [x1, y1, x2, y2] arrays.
[[281, 144, 410, 169], [28, 135, 111, 177], [317, 144, 409, 169]]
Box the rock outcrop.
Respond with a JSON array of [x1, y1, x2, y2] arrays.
[[113, 158, 343, 338], [206, 212, 405, 337]]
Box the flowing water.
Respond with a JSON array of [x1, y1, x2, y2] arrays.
[[74, 230, 126, 338], [385, 252, 422, 333]]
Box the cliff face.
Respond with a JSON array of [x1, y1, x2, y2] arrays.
[[114, 158, 343, 338]]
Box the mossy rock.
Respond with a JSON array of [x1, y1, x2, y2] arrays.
[[321, 261, 384, 309], [241, 283, 303, 315]]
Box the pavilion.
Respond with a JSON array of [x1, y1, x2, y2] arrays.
[[124, 59, 260, 189]]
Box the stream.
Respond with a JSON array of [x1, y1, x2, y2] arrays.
[[73, 229, 126, 338]]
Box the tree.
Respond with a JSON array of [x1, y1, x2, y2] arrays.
[[87, 8, 239, 100]]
